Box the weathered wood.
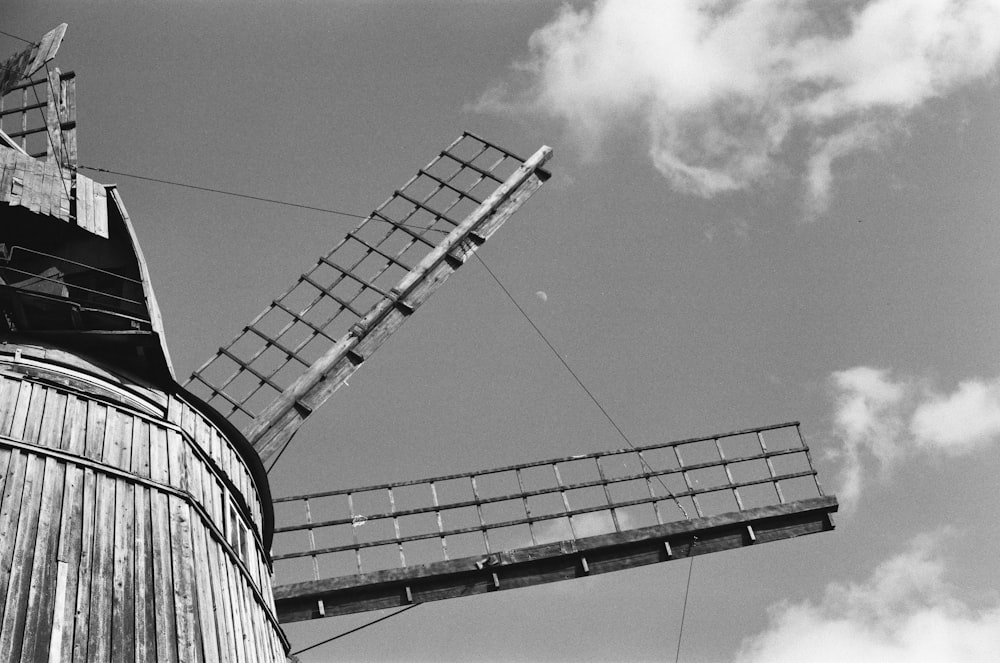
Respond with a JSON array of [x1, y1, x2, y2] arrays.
[[111, 477, 136, 662], [0, 25, 67, 96], [0, 451, 28, 627], [192, 515, 222, 663], [0, 348, 286, 660], [133, 485, 157, 662], [0, 453, 46, 660], [87, 472, 117, 661], [52, 461, 82, 661], [71, 467, 97, 662], [274, 496, 837, 621], [20, 456, 65, 661]]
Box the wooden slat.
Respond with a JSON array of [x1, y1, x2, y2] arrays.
[[0, 453, 45, 660], [86, 472, 117, 662], [9, 380, 35, 441], [0, 451, 28, 625], [205, 533, 233, 663], [19, 380, 47, 443], [133, 485, 157, 661], [111, 429, 136, 663], [191, 518, 221, 663], [19, 456, 66, 661], [71, 467, 97, 662], [168, 413, 200, 663], [52, 462, 83, 662], [150, 492, 179, 661]]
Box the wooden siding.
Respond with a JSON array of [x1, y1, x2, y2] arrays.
[[0, 349, 287, 661], [0, 145, 108, 238]]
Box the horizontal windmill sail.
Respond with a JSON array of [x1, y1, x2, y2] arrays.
[[270, 422, 837, 621], [185, 133, 552, 463]]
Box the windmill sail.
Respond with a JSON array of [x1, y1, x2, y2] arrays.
[[185, 133, 552, 463], [270, 422, 837, 621]]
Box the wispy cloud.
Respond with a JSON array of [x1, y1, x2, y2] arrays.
[[477, 0, 1000, 216], [735, 533, 1000, 663], [828, 367, 1000, 511]]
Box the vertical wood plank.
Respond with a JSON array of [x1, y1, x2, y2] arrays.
[[132, 420, 151, 480], [111, 417, 135, 663], [60, 394, 87, 454], [0, 377, 20, 435], [191, 518, 221, 663], [37, 388, 67, 449], [110, 474, 136, 663], [0, 451, 28, 626], [71, 467, 97, 663], [0, 453, 46, 661], [223, 554, 248, 663], [133, 485, 157, 662], [53, 461, 83, 663], [86, 471, 117, 662], [169, 498, 202, 663], [46, 561, 69, 663], [19, 456, 66, 661], [9, 381, 35, 440], [149, 427, 178, 663], [20, 382, 47, 443], [205, 537, 233, 663], [83, 401, 107, 462]]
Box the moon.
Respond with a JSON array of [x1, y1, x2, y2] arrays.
[[535, 290, 548, 302]]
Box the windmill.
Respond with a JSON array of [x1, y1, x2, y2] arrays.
[[0, 26, 838, 662]]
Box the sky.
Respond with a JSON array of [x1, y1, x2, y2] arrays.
[[5, 1, 1000, 661]]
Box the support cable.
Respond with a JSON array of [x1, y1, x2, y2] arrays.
[[474, 254, 689, 519], [78, 165, 370, 220], [0, 29, 33, 44], [674, 556, 695, 663], [289, 603, 419, 657]]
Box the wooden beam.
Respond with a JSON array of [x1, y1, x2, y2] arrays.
[[273, 495, 838, 622]]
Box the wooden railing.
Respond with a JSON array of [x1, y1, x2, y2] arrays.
[[270, 422, 836, 619]]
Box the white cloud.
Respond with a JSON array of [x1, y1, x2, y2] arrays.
[[911, 377, 1000, 453], [828, 367, 1000, 511], [735, 533, 1000, 663], [478, 0, 1000, 215]]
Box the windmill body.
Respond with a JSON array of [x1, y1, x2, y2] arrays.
[[0, 28, 837, 661]]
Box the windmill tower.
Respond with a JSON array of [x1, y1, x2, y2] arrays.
[[0, 27, 838, 662]]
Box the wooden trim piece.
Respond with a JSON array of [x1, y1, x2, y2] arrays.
[[274, 496, 838, 622]]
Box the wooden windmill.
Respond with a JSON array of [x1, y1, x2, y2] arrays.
[[0, 27, 838, 661]]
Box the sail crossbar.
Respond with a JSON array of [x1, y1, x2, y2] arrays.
[[270, 422, 837, 620], [185, 134, 552, 457]]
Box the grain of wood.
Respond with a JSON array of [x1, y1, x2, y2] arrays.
[[0, 451, 29, 625], [71, 467, 97, 662], [0, 453, 46, 661], [86, 472, 117, 661], [19, 456, 66, 660], [54, 462, 83, 662], [133, 485, 157, 661], [110, 477, 136, 662]]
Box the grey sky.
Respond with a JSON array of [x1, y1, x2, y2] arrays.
[[5, 1, 1000, 661]]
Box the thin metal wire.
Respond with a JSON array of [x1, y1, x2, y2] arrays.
[[674, 556, 695, 663], [289, 604, 419, 657], [0, 29, 33, 44], [79, 165, 370, 220], [473, 254, 690, 519]]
